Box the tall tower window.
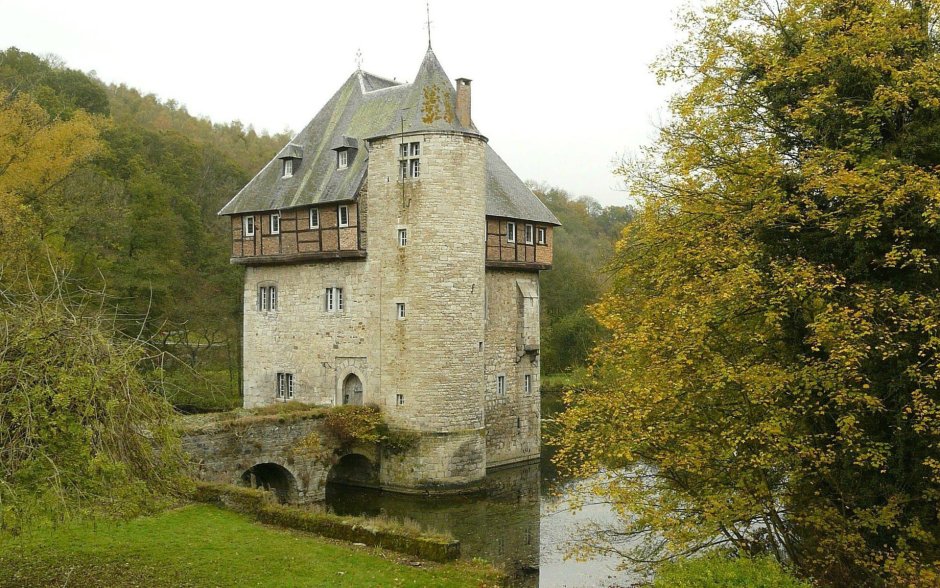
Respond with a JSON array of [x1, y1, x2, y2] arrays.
[[396, 303, 406, 319], [325, 287, 344, 312], [258, 285, 277, 311], [524, 374, 532, 395], [497, 375, 506, 396], [276, 372, 294, 400], [398, 228, 407, 247], [399, 141, 421, 179]]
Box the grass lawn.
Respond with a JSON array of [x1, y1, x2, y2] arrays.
[[0, 504, 501, 587]]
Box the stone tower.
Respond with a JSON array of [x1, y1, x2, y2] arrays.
[[218, 50, 559, 492]]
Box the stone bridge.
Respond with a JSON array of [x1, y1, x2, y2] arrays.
[[180, 410, 381, 503]]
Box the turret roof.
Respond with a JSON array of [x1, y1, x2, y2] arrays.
[[218, 50, 560, 226]]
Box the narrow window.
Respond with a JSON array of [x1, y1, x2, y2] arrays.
[[336, 287, 344, 311], [524, 374, 532, 395], [309, 207, 319, 229], [269, 286, 277, 311], [399, 160, 408, 180], [337, 150, 348, 169], [283, 159, 293, 178], [258, 286, 268, 311], [396, 393, 405, 406], [244, 215, 255, 237], [325, 288, 334, 312], [497, 375, 506, 396], [397, 303, 406, 319], [270, 213, 280, 235], [506, 222, 516, 243], [537, 227, 546, 245], [525, 224, 534, 244], [338, 205, 349, 228], [286, 373, 294, 399], [410, 158, 420, 178], [399, 143, 409, 158], [398, 228, 407, 247], [409, 142, 420, 156]]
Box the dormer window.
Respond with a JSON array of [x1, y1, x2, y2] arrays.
[[331, 136, 357, 172], [337, 150, 348, 169], [276, 143, 303, 180]]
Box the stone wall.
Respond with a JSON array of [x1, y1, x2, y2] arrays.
[[483, 269, 541, 467]]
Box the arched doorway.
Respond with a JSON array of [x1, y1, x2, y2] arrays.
[[327, 453, 379, 488], [342, 374, 363, 405], [240, 462, 297, 503]]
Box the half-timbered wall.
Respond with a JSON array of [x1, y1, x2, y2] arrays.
[[231, 202, 363, 262], [485, 217, 553, 269]]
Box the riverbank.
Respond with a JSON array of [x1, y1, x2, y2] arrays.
[[0, 504, 502, 588]]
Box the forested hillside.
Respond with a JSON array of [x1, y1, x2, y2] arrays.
[[0, 47, 289, 411]]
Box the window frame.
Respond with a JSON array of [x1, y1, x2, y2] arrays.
[[338, 205, 349, 228], [337, 150, 348, 169], [524, 374, 532, 395], [396, 393, 405, 406], [282, 158, 293, 178], [497, 374, 506, 397], [398, 228, 407, 247], [398, 141, 421, 179], [525, 224, 534, 245], [309, 207, 319, 229], [537, 227, 546, 245], [244, 215, 255, 237], [325, 287, 343, 313], [396, 303, 406, 320], [506, 222, 516, 243], [270, 213, 280, 235]]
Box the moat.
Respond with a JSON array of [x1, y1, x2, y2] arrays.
[[323, 399, 645, 588]]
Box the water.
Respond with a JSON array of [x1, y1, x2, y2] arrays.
[[325, 401, 647, 587]]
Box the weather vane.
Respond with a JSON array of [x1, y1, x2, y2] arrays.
[[355, 48, 363, 72], [425, 2, 433, 49]]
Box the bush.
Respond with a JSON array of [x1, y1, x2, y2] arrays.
[[654, 554, 810, 588]]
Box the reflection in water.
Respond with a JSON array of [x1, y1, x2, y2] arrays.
[[327, 463, 540, 587]]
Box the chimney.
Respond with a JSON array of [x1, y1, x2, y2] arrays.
[[456, 78, 472, 127]]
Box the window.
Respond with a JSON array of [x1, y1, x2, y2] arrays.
[[396, 393, 405, 406], [276, 372, 294, 400], [244, 215, 255, 237], [282, 158, 293, 178], [396, 303, 406, 319], [537, 227, 546, 245], [309, 207, 319, 229], [270, 213, 280, 235], [497, 375, 506, 397], [258, 285, 277, 311], [506, 222, 516, 243], [525, 224, 534, 244], [399, 141, 421, 179], [337, 150, 348, 169], [338, 205, 349, 228], [325, 287, 343, 312], [398, 228, 407, 247], [524, 374, 532, 395]]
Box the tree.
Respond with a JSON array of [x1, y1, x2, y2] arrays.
[[554, 1, 940, 585]]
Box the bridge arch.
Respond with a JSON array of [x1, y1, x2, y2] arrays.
[[327, 453, 379, 488], [240, 462, 298, 503]]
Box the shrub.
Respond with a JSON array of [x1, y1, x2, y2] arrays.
[[322, 405, 385, 445]]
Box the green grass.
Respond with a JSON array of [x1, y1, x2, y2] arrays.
[[653, 554, 811, 588], [0, 504, 501, 587]]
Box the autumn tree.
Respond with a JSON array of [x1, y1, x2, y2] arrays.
[[554, 1, 940, 585]]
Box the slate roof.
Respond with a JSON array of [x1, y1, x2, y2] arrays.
[[218, 50, 560, 226]]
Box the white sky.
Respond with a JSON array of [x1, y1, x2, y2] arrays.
[[0, 0, 691, 207]]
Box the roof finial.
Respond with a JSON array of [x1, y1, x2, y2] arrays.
[[425, 1, 433, 50], [355, 48, 363, 72]]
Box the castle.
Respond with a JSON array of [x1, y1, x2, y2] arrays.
[[218, 49, 559, 492]]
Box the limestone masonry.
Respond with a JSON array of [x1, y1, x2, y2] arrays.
[[217, 49, 559, 493]]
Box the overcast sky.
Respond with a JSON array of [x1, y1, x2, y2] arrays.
[[0, 0, 692, 207]]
